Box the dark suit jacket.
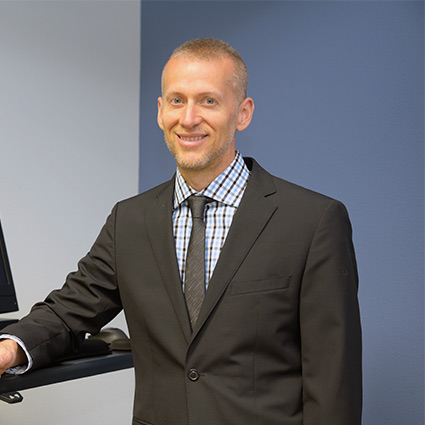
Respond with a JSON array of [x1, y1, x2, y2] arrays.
[[6, 157, 362, 425]]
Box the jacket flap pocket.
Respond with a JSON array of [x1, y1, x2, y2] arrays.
[[231, 275, 292, 295]]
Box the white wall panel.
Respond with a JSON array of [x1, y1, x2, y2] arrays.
[[0, 1, 140, 423]]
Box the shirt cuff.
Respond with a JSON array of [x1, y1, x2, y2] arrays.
[[0, 334, 33, 374]]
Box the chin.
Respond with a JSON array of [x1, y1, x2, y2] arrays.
[[176, 154, 211, 171], [166, 136, 235, 175], [168, 144, 211, 171]]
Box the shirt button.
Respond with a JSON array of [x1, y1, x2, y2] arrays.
[[188, 369, 200, 381]]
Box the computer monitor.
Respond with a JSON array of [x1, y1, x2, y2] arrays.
[[0, 219, 18, 314]]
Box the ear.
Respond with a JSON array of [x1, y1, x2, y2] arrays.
[[157, 97, 164, 130], [236, 97, 254, 132]]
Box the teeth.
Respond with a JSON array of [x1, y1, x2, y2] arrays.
[[179, 136, 204, 141]]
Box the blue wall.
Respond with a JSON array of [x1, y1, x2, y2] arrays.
[[139, 2, 424, 424]]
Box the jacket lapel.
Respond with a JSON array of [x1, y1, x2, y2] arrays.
[[145, 179, 192, 342], [192, 159, 278, 338]]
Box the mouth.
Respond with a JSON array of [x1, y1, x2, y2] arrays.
[[177, 133, 208, 147]]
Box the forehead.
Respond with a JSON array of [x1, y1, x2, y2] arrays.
[[162, 56, 236, 96]]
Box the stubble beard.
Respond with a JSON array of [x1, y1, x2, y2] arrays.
[[164, 130, 237, 172]]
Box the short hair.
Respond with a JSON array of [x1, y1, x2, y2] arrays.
[[162, 38, 248, 102]]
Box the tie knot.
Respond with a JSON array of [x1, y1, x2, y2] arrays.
[[187, 195, 208, 220]]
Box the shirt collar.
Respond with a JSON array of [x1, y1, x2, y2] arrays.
[[173, 151, 250, 210]]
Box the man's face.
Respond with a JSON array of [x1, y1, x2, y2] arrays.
[[157, 56, 253, 181]]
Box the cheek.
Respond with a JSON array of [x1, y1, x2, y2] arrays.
[[159, 117, 172, 133], [221, 116, 238, 136], [162, 112, 181, 130], [214, 115, 234, 132]]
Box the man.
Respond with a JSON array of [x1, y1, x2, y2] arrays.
[[0, 38, 362, 425]]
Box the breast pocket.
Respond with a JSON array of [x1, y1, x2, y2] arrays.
[[230, 275, 292, 295]]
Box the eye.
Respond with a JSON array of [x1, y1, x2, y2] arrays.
[[205, 98, 215, 105], [171, 98, 182, 105]]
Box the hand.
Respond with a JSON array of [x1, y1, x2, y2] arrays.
[[0, 339, 27, 377]]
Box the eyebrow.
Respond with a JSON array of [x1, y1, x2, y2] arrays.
[[164, 91, 222, 100]]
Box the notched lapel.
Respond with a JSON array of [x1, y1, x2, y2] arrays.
[[145, 180, 192, 342], [192, 163, 278, 338]]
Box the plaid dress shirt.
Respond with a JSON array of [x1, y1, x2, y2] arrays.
[[173, 151, 250, 290]]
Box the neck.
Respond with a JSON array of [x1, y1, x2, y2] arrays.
[[179, 168, 222, 192], [179, 158, 236, 192]]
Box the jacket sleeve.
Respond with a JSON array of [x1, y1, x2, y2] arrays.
[[300, 200, 362, 425], [3, 204, 122, 370]]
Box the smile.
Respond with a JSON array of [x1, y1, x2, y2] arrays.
[[179, 136, 204, 141], [177, 134, 208, 148]]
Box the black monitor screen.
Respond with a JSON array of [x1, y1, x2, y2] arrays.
[[0, 220, 18, 314], [0, 251, 7, 284]]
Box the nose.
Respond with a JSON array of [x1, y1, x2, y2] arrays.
[[179, 103, 202, 128]]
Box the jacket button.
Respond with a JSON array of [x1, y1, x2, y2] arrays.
[[188, 369, 200, 381]]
